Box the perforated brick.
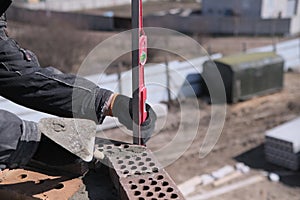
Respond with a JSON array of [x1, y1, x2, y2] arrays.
[[119, 171, 185, 200], [96, 143, 162, 178], [96, 141, 185, 200]]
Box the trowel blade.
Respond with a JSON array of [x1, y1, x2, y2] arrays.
[[38, 118, 96, 162]]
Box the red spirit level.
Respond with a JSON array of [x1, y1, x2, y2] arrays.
[[132, 0, 147, 145]]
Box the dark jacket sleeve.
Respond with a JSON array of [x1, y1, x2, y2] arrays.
[[0, 28, 113, 124], [0, 1, 12, 17]]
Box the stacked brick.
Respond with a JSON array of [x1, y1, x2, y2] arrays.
[[265, 118, 300, 171]]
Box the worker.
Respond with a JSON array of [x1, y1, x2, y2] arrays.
[[0, 3, 157, 173]]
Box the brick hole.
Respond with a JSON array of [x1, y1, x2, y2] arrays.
[[158, 193, 165, 198], [139, 179, 146, 184], [134, 191, 141, 196], [129, 181, 133, 184], [149, 162, 155, 167], [166, 187, 174, 193], [150, 180, 157, 185], [98, 144, 104, 148], [146, 158, 151, 162], [128, 161, 134, 165], [142, 153, 147, 157], [18, 174, 27, 179], [114, 143, 121, 146], [131, 166, 137, 170], [143, 185, 150, 191], [54, 183, 64, 190], [141, 167, 148, 171], [120, 165, 126, 169], [162, 181, 169, 186], [123, 170, 129, 175], [106, 146, 113, 149], [107, 150, 113, 154], [138, 198, 145, 200], [151, 198, 158, 200], [154, 187, 161, 192], [131, 185, 138, 190], [35, 179, 45, 184], [138, 162, 145, 166], [134, 171, 141, 175], [117, 160, 123, 164], [152, 167, 159, 173], [124, 144, 130, 149], [171, 193, 178, 199], [157, 175, 164, 180], [125, 155, 131, 159], [136, 157, 142, 161], [146, 192, 153, 197]]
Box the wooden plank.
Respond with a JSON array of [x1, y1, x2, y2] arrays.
[[178, 176, 202, 196], [213, 171, 243, 187]]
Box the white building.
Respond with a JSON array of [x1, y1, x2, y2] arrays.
[[261, 0, 298, 18], [202, 0, 300, 34]]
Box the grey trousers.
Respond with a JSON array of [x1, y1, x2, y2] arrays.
[[0, 110, 39, 169], [0, 110, 80, 169]]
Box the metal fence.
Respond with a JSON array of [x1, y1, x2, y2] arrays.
[[7, 6, 293, 35], [248, 38, 300, 71], [7, 6, 115, 31], [144, 15, 291, 35], [14, 0, 131, 11]]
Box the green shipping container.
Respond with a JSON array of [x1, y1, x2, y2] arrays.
[[203, 52, 284, 103]]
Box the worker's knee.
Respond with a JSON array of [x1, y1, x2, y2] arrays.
[[0, 110, 41, 169], [0, 110, 23, 167]]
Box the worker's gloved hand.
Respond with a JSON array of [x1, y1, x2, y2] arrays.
[[110, 94, 157, 144]]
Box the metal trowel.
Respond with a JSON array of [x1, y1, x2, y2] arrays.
[[38, 118, 103, 162]]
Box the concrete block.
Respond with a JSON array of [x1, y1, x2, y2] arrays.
[[200, 174, 215, 186]]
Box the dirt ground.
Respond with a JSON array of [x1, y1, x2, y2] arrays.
[[165, 72, 300, 199], [102, 72, 300, 200]]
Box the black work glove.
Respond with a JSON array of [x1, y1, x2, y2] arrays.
[[111, 94, 157, 144]]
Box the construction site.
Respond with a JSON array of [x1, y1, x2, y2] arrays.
[[0, 0, 300, 199]]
